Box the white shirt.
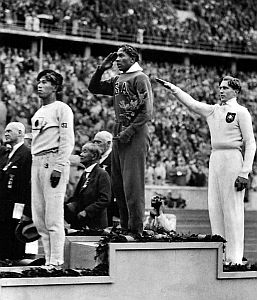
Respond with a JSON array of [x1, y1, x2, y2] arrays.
[[174, 87, 256, 178], [81, 163, 97, 189], [84, 163, 97, 176], [206, 98, 256, 177], [31, 101, 75, 172]]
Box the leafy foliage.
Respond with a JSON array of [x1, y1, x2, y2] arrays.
[[0, 227, 254, 277]]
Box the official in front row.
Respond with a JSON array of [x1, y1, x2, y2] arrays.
[[93, 131, 120, 227], [0, 122, 32, 259], [65, 142, 111, 230]]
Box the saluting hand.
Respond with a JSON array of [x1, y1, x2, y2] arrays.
[[100, 52, 118, 71]]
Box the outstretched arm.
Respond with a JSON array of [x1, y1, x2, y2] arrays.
[[156, 78, 214, 118]]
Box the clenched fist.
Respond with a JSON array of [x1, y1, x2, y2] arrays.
[[234, 176, 248, 191]]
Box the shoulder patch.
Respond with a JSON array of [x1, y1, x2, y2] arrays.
[[61, 122, 68, 128]]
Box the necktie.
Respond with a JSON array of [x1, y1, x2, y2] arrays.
[[79, 171, 90, 191]]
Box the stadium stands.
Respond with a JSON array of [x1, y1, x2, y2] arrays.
[[0, 46, 257, 186], [0, 0, 257, 186], [0, 0, 257, 54]]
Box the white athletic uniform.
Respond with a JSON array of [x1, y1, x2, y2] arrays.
[[31, 101, 74, 266], [206, 98, 256, 263], [173, 88, 256, 264]]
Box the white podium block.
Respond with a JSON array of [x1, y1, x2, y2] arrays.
[[69, 241, 98, 269], [64, 236, 101, 269]]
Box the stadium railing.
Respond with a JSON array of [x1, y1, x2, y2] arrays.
[[0, 20, 256, 56]]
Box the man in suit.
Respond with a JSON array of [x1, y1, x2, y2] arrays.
[[65, 142, 111, 230], [0, 122, 32, 259], [93, 131, 120, 227], [93, 131, 112, 174]]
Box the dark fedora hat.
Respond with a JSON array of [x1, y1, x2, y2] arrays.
[[15, 220, 41, 243]]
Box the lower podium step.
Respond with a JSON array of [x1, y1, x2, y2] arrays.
[[64, 236, 101, 269], [68, 241, 98, 269]]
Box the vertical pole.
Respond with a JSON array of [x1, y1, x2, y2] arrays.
[[39, 37, 43, 71]]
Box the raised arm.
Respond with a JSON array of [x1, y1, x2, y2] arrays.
[[88, 52, 117, 96], [156, 78, 214, 118]]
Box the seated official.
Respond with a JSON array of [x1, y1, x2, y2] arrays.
[[64, 142, 111, 230]]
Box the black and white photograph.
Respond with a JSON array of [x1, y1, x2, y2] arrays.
[[0, 0, 257, 299]]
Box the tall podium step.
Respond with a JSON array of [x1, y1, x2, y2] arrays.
[[167, 209, 257, 263]]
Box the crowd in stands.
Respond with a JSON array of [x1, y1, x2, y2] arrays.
[[0, 0, 257, 53], [0, 46, 257, 187]]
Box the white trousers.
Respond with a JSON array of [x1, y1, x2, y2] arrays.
[[31, 152, 69, 266], [208, 149, 244, 264]]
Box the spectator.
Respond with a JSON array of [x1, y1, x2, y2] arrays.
[[188, 159, 207, 187], [65, 142, 111, 230], [24, 13, 33, 31], [154, 160, 166, 185], [165, 158, 177, 184], [145, 161, 155, 185], [0, 98, 7, 140], [175, 155, 191, 186], [0, 122, 32, 260], [32, 11, 40, 32], [93, 130, 120, 226]]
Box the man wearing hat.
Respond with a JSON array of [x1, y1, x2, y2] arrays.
[[31, 69, 75, 268], [0, 122, 32, 259], [93, 131, 120, 226], [89, 44, 153, 236]]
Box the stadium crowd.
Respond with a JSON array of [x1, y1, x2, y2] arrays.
[[0, 0, 257, 53], [0, 46, 257, 187]]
